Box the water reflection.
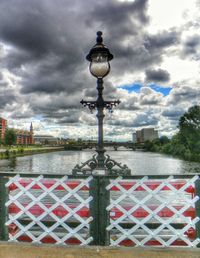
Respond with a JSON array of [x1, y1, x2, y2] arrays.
[[8, 157, 17, 171], [0, 150, 199, 175]]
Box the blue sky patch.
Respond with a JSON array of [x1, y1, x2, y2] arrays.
[[119, 83, 172, 96], [149, 83, 172, 96], [119, 83, 142, 93]]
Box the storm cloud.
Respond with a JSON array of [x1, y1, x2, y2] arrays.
[[145, 68, 170, 83], [181, 35, 200, 60]]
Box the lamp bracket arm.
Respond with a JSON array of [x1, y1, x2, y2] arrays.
[[104, 100, 121, 113], [80, 99, 97, 113]]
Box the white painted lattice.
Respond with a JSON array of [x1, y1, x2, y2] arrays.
[[106, 176, 200, 247], [5, 175, 93, 245]]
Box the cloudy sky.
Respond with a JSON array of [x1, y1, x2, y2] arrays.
[[0, 0, 200, 141]]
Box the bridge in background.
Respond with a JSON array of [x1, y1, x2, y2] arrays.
[[64, 141, 145, 151]]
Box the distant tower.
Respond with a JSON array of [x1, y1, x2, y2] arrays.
[[30, 122, 34, 144]]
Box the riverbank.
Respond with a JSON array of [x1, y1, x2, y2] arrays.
[[0, 146, 64, 160], [143, 139, 200, 163], [149, 149, 200, 163]]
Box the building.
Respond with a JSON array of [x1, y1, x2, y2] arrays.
[[132, 132, 136, 143], [0, 118, 34, 145], [34, 135, 59, 145], [15, 123, 34, 145], [0, 117, 7, 142], [136, 130, 142, 143], [134, 128, 158, 143]]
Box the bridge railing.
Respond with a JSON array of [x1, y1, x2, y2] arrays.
[[0, 173, 199, 247]]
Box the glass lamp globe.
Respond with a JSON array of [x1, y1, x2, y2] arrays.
[[89, 53, 110, 78]]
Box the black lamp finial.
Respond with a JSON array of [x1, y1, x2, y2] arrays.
[[96, 31, 103, 44], [86, 31, 113, 61]]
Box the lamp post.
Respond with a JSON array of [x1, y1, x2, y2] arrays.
[[73, 31, 131, 176]]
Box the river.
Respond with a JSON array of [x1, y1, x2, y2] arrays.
[[0, 149, 199, 175]]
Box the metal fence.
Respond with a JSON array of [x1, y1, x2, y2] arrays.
[[0, 173, 200, 247]]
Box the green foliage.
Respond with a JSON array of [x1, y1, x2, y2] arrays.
[[5, 149, 10, 158], [17, 147, 24, 153], [144, 136, 170, 152], [143, 105, 200, 162], [143, 140, 154, 151], [159, 135, 170, 145], [4, 128, 17, 146], [178, 105, 200, 154]]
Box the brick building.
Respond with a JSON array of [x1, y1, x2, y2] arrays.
[[0, 117, 7, 142], [0, 117, 34, 145], [15, 123, 34, 145]]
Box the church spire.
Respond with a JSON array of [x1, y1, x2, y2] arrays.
[[30, 122, 33, 132]]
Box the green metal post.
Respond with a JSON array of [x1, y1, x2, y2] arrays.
[[89, 175, 110, 246], [98, 176, 110, 245], [96, 78, 106, 168], [0, 176, 8, 240], [89, 176, 100, 245]]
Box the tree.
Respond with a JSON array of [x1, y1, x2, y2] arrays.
[[5, 128, 17, 146], [159, 135, 170, 145], [179, 105, 200, 131], [142, 106, 200, 162], [178, 105, 200, 154]]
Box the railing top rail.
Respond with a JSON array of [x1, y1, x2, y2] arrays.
[[0, 172, 89, 179], [0, 172, 199, 179]]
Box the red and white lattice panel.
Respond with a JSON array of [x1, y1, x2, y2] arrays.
[[5, 175, 93, 245], [106, 176, 200, 247]]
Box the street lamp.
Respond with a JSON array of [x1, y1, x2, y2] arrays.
[[72, 31, 131, 176]]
